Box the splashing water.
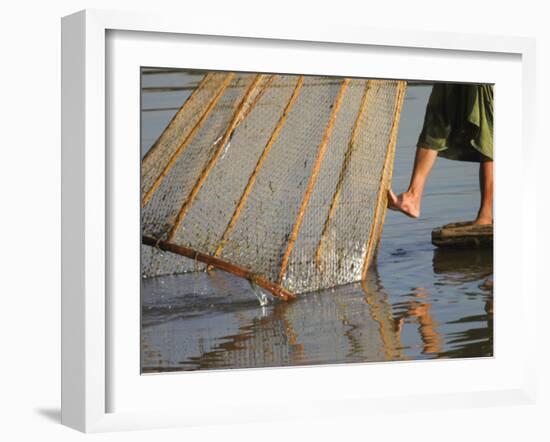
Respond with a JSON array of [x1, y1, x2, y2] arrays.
[[248, 279, 269, 307]]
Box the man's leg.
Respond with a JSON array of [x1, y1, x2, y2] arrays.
[[474, 160, 493, 225], [388, 146, 438, 218]]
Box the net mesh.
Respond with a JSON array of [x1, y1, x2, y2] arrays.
[[142, 72, 406, 300]]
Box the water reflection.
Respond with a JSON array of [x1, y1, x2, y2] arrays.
[[432, 248, 493, 282], [431, 248, 493, 359], [141, 266, 405, 372], [142, 247, 493, 372], [392, 286, 443, 356]]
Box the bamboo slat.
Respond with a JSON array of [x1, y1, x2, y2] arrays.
[[361, 81, 407, 280], [166, 74, 268, 242], [141, 73, 235, 208], [141, 73, 214, 165], [314, 81, 371, 267], [277, 79, 350, 284], [213, 76, 305, 259]]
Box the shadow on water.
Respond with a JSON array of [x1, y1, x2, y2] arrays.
[[432, 247, 493, 281]]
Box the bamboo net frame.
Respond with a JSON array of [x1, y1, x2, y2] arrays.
[[142, 73, 406, 301]]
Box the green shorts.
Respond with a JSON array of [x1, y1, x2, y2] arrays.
[[417, 83, 493, 162]]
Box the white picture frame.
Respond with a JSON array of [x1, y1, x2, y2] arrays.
[[61, 9, 537, 433]]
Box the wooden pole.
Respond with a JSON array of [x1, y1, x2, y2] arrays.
[[277, 79, 350, 284], [142, 235, 296, 301]]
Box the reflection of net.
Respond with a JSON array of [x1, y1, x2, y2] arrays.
[[141, 269, 405, 372], [142, 73, 406, 300]]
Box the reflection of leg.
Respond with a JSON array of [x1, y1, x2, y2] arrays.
[[388, 147, 438, 218], [396, 301, 442, 355], [474, 160, 493, 225], [414, 303, 442, 354], [392, 287, 443, 355]]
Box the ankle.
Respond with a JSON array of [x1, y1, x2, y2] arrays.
[[475, 210, 493, 225], [477, 208, 493, 220]]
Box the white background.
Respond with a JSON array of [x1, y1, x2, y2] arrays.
[[1, 0, 548, 441], [109, 29, 524, 417]]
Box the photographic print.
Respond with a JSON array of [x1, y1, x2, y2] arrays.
[[140, 69, 493, 373]]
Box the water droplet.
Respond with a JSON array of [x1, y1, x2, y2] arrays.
[[248, 279, 269, 307]]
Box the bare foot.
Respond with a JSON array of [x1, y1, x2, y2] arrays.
[[387, 189, 420, 218]]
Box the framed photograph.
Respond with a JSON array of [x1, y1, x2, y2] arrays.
[[61, 9, 537, 432]]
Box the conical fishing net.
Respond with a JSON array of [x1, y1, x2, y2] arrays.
[[142, 72, 406, 300]]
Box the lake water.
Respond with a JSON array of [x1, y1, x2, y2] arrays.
[[141, 70, 493, 373]]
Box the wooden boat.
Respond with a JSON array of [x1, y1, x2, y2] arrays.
[[432, 221, 493, 249]]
